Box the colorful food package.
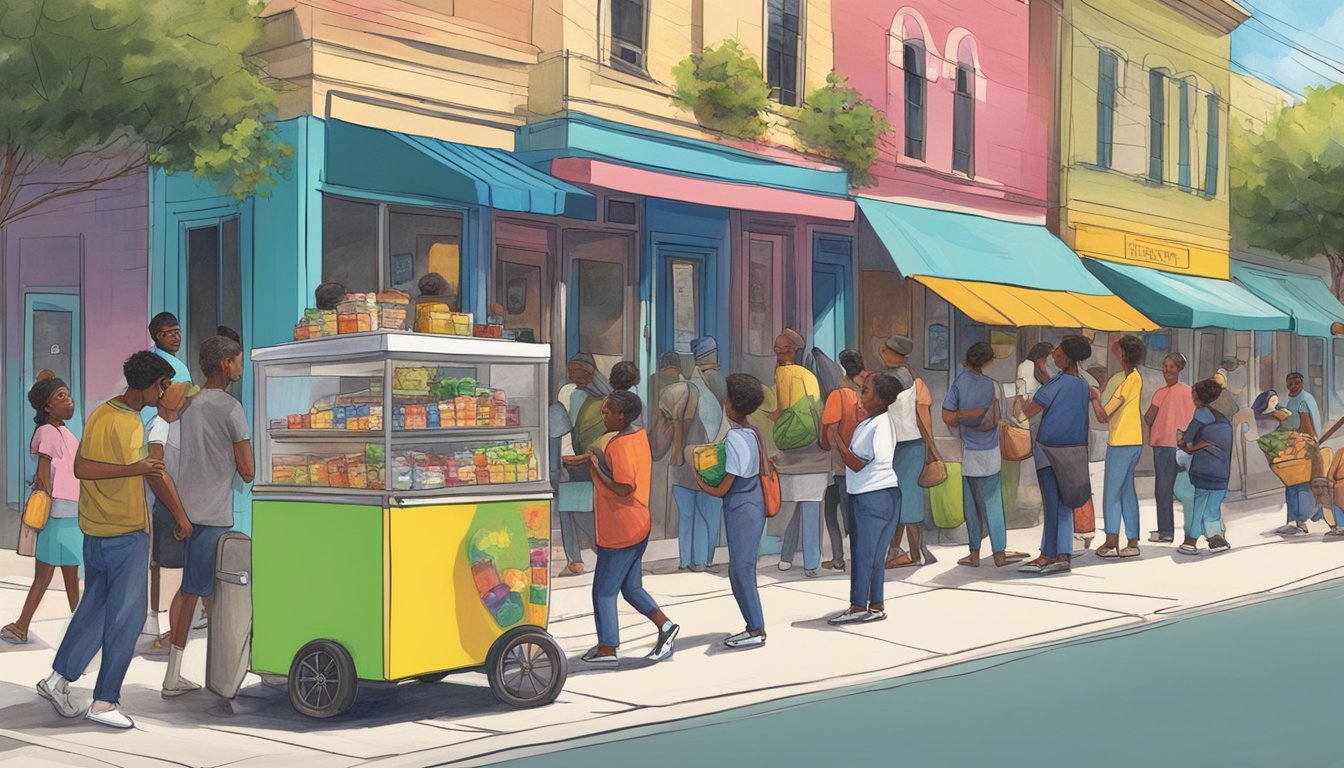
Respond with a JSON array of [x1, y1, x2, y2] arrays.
[[369, 405, 383, 431], [694, 443, 728, 486], [451, 312, 474, 336], [310, 410, 334, 430], [287, 414, 303, 430], [308, 455, 329, 486], [377, 289, 411, 331], [506, 406, 521, 427], [319, 310, 338, 336], [414, 302, 454, 334], [392, 454, 414, 491], [293, 462, 311, 486], [346, 454, 368, 488], [272, 454, 304, 485], [326, 455, 349, 488], [392, 367, 432, 397]]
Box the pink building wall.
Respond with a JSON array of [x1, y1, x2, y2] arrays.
[[832, 0, 1048, 218]]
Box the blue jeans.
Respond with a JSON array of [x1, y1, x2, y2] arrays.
[[893, 440, 927, 524], [1103, 445, 1143, 539], [850, 487, 900, 608], [1188, 488, 1227, 539], [823, 476, 853, 562], [674, 485, 723, 568], [592, 538, 659, 648], [53, 531, 149, 703], [1152, 446, 1179, 535], [725, 474, 767, 632], [963, 473, 1007, 554], [780, 501, 822, 570], [559, 510, 595, 566], [1285, 483, 1313, 523], [1037, 467, 1074, 558]]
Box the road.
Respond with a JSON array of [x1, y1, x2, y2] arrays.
[[495, 580, 1343, 768]]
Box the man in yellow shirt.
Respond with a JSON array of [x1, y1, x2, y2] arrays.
[[38, 352, 192, 730], [1090, 335, 1146, 558]]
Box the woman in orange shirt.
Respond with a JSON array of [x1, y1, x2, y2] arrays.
[[563, 391, 680, 665]]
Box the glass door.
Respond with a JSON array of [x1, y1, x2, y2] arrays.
[[494, 246, 549, 345], [741, 234, 784, 383], [563, 231, 636, 379], [13, 293, 82, 503]]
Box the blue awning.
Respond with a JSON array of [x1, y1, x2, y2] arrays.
[[325, 119, 596, 219], [1231, 261, 1344, 337], [1084, 259, 1291, 331]]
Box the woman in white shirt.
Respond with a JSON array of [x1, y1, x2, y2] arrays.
[[826, 373, 903, 625]]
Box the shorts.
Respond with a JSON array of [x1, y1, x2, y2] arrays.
[[151, 501, 184, 569], [35, 516, 83, 567], [182, 524, 230, 598]]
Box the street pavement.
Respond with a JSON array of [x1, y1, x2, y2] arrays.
[[0, 492, 1342, 767]]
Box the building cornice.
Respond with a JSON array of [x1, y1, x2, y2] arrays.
[[1161, 0, 1250, 35]]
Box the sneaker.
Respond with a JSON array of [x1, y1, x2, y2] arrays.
[[1277, 524, 1303, 535], [1017, 561, 1045, 574], [646, 622, 680, 661], [687, 564, 703, 573], [580, 647, 618, 665], [36, 679, 81, 719], [777, 561, 793, 572], [1039, 561, 1071, 575], [862, 609, 887, 623], [1148, 531, 1174, 543], [804, 569, 819, 578], [1177, 543, 1200, 555], [1209, 538, 1232, 554], [85, 702, 134, 729], [827, 609, 872, 626], [162, 677, 202, 698], [723, 631, 766, 649]]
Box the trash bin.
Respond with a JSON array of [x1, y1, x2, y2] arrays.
[[206, 532, 251, 700]]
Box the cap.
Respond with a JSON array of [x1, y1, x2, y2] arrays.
[[691, 336, 718, 361], [883, 335, 914, 356]]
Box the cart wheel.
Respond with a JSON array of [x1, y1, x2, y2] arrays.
[[288, 640, 358, 718], [416, 672, 449, 684], [486, 629, 566, 708]]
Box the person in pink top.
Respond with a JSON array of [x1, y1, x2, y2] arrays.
[[1144, 353, 1195, 543], [2, 371, 83, 645]]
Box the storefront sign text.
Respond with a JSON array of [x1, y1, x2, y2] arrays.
[[1123, 236, 1191, 270]]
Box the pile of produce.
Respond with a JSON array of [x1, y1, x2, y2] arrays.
[[1257, 430, 1317, 486]]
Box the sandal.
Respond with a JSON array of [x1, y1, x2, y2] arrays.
[[143, 633, 171, 656], [1095, 546, 1120, 559], [1118, 546, 1141, 558], [885, 553, 919, 568], [957, 553, 981, 567], [0, 623, 28, 645]]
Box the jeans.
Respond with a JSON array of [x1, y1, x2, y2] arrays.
[[1285, 483, 1314, 523], [1188, 488, 1227, 539], [963, 473, 1007, 554], [850, 487, 900, 608], [892, 440, 927, 524], [673, 485, 723, 567], [823, 476, 853, 562], [1152, 446, 1179, 535], [592, 538, 659, 648], [780, 501, 822, 570], [52, 531, 149, 703], [725, 474, 767, 632], [559, 510, 595, 566], [1037, 467, 1074, 558], [1103, 445, 1143, 539]]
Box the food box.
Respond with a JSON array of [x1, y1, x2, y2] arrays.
[[308, 456, 329, 486], [451, 313, 474, 336], [694, 443, 727, 486], [393, 367, 432, 396]]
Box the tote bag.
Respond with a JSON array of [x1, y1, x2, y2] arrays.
[[1039, 443, 1091, 508]]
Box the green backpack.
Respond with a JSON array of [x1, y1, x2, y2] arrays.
[[773, 396, 819, 451]]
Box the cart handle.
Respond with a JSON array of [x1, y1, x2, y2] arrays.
[[217, 570, 250, 587]]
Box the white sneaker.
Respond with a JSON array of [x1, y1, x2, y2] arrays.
[[723, 631, 766, 649], [85, 702, 134, 729], [36, 679, 81, 718], [827, 610, 871, 626], [142, 612, 161, 637], [777, 561, 793, 572], [162, 677, 202, 698]]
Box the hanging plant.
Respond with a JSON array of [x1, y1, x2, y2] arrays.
[[791, 72, 890, 186], [671, 40, 772, 140]]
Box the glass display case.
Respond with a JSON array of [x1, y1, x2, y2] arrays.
[[252, 332, 550, 500]]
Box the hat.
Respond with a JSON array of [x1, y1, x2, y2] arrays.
[[778, 328, 805, 349], [568, 353, 597, 373], [691, 336, 718, 361], [883, 335, 914, 356]]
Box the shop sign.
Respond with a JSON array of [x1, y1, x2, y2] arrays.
[[1122, 236, 1191, 270]]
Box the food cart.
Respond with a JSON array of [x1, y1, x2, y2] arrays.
[[206, 331, 564, 718]]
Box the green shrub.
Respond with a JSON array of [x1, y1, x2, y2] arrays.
[[792, 72, 890, 186], [671, 40, 771, 139]]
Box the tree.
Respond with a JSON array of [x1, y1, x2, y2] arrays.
[[1231, 84, 1344, 297], [0, 0, 292, 228], [792, 73, 890, 186], [671, 41, 772, 140]]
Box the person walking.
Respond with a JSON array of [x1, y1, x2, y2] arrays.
[[944, 343, 1028, 568], [878, 336, 938, 568], [828, 374, 903, 625], [565, 391, 679, 664], [3, 373, 83, 645], [1271, 372, 1321, 535], [772, 329, 827, 577], [652, 353, 724, 572], [1145, 353, 1194, 544], [161, 336, 253, 697], [695, 374, 771, 649], [557, 354, 612, 575], [1018, 336, 1093, 575], [817, 350, 868, 572], [1090, 335, 1146, 559], [37, 352, 191, 729], [1177, 379, 1234, 555]]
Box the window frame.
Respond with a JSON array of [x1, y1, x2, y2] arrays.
[[608, 0, 649, 75], [1204, 93, 1220, 198], [1149, 68, 1167, 183], [953, 62, 976, 177], [766, 0, 804, 107], [320, 193, 467, 305], [1177, 78, 1192, 191], [1096, 50, 1119, 169], [903, 40, 927, 161], [184, 216, 243, 385]]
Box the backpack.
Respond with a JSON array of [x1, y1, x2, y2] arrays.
[[750, 428, 782, 518]]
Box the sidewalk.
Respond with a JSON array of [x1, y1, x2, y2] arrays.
[[1, 493, 1341, 767]]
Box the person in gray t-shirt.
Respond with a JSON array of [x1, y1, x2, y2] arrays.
[[163, 336, 254, 697]]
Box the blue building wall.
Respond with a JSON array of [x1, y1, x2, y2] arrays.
[[642, 200, 732, 382]]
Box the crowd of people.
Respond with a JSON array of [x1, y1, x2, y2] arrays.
[[5, 313, 252, 729]]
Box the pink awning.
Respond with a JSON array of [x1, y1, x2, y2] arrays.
[[550, 157, 855, 221]]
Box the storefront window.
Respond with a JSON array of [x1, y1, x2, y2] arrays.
[[925, 290, 949, 371], [1333, 340, 1344, 414], [388, 206, 463, 302], [1198, 331, 1218, 382], [322, 196, 379, 291], [747, 238, 777, 358], [186, 217, 242, 386], [1142, 331, 1170, 371], [495, 247, 546, 343], [1255, 331, 1275, 394], [1222, 332, 1251, 406], [565, 231, 632, 366], [1308, 337, 1326, 412]]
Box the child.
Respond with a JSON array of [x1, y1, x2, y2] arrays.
[[314, 281, 346, 311], [1177, 379, 1233, 555], [562, 390, 679, 664], [828, 373, 904, 625]]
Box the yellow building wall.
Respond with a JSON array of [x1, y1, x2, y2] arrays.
[[1058, 0, 1238, 278], [1231, 71, 1291, 132]]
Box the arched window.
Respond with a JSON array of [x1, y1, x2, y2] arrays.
[[1149, 68, 1168, 183], [903, 39, 927, 160], [952, 36, 977, 176], [1177, 77, 1194, 190], [1097, 49, 1120, 168]]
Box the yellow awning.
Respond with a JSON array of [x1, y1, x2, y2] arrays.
[[915, 277, 1158, 332]]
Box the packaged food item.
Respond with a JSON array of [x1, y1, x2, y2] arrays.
[[391, 454, 414, 491], [269, 419, 288, 431], [506, 406, 521, 427], [392, 367, 432, 397], [308, 455, 329, 486], [369, 405, 383, 431], [347, 454, 368, 489], [272, 454, 305, 485], [287, 414, 303, 430], [326, 456, 349, 488], [377, 289, 411, 331], [451, 312, 474, 336]]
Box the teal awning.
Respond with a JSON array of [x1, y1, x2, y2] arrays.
[[1084, 259, 1291, 331], [325, 119, 596, 219], [1231, 262, 1344, 337]]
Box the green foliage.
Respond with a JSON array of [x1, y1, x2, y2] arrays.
[[0, 0, 292, 223], [671, 40, 771, 139], [792, 72, 890, 186], [1231, 85, 1344, 295]]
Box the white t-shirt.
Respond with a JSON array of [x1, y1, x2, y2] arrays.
[[147, 416, 181, 481], [724, 428, 760, 478], [846, 414, 899, 494]]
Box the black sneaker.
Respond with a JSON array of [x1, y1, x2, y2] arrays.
[[647, 622, 680, 661], [1209, 537, 1231, 553], [581, 647, 618, 665]]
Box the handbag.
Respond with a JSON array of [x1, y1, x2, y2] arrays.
[[918, 459, 948, 488], [22, 489, 51, 531], [1000, 422, 1033, 461], [17, 523, 37, 558], [1039, 443, 1092, 508], [750, 429, 782, 518]]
